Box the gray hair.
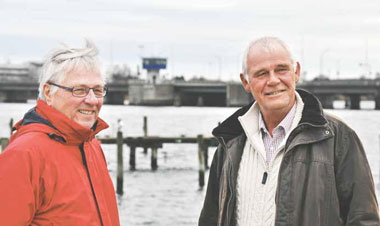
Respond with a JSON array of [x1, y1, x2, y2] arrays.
[[242, 37, 294, 79], [38, 39, 102, 101]]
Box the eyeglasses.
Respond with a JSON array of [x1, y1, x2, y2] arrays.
[[47, 82, 107, 98]]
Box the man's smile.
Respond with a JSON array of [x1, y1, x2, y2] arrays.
[[264, 89, 285, 96], [78, 109, 95, 115]]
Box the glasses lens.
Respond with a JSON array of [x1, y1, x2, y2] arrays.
[[72, 87, 88, 97], [72, 86, 107, 97], [93, 87, 105, 97]]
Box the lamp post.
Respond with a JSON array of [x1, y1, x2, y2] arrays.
[[215, 56, 222, 81], [319, 48, 330, 77]]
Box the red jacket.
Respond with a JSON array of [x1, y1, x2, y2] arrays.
[[0, 100, 120, 226]]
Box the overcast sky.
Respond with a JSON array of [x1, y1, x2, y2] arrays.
[[1, 0, 379, 81]]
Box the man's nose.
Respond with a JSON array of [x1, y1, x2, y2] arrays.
[[84, 89, 98, 104], [267, 71, 280, 85]]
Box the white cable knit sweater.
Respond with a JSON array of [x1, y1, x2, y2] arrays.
[[236, 92, 304, 226]]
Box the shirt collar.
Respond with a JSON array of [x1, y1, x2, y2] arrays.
[[258, 102, 297, 136], [238, 91, 304, 153]]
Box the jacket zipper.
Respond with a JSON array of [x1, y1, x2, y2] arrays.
[[79, 143, 104, 226]]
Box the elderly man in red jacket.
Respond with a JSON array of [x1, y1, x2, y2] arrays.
[[0, 40, 120, 226]]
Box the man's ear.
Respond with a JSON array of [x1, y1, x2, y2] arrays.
[[240, 73, 251, 92], [43, 83, 53, 105], [295, 62, 301, 83]]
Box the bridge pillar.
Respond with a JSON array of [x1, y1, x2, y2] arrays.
[[375, 95, 380, 110], [197, 96, 204, 106], [105, 92, 126, 105], [317, 95, 334, 109], [173, 94, 182, 106], [226, 83, 252, 106], [349, 95, 361, 110], [0, 91, 6, 102]]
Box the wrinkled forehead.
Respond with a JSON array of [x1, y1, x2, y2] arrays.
[[63, 67, 105, 86]]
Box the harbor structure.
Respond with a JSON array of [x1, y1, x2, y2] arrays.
[[142, 57, 167, 84]]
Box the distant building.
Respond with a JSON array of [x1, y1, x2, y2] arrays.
[[0, 62, 42, 82], [142, 58, 167, 84]]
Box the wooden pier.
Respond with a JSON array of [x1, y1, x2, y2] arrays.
[[99, 133, 218, 195]]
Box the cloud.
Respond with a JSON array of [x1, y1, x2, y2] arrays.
[[0, 0, 379, 79]]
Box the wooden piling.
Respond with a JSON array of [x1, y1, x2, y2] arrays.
[[116, 131, 124, 195], [0, 138, 9, 153], [143, 116, 148, 136], [204, 145, 209, 170], [129, 146, 136, 171], [143, 116, 148, 154], [151, 147, 158, 170], [197, 135, 205, 187], [98, 135, 218, 187]]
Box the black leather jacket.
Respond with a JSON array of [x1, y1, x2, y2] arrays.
[[199, 89, 379, 226]]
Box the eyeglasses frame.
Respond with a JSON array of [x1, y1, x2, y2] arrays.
[[47, 81, 107, 98]]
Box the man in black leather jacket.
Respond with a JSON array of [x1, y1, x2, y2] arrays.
[[199, 37, 379, 226]]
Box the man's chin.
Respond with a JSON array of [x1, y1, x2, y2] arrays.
[[76, 120, 96, 129], [263, 100, 292, 111]]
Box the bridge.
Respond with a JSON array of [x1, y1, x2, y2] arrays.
[[298, 79, 380, 109], [1, 79, 380, 109]]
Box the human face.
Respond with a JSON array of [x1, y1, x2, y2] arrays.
[[44, 68, 104, 129], [240, 45, 300, 118]]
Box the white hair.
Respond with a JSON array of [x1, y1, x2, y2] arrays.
[[242, 37, 295, 79], [38, 39, 103, 101]]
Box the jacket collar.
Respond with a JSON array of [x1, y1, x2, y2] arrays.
[[212, 89, 328, 143], [12, 99, 108, 145]]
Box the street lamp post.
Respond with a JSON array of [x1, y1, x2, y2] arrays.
[[319, 48, 330, 77], [215, 56, 222, 81]]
